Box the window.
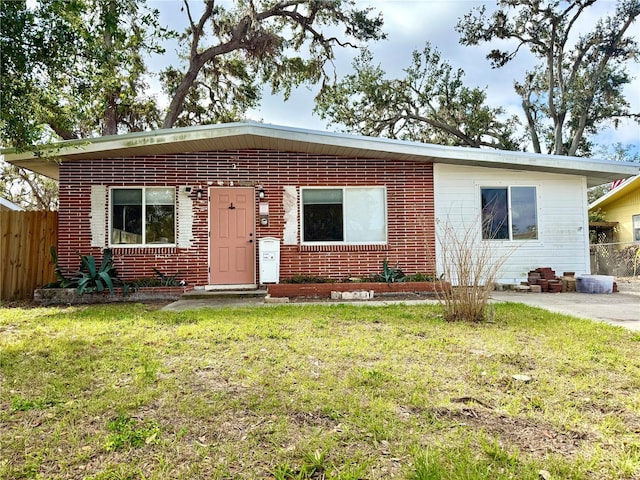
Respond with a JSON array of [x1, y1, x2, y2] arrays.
[[111, 187, 175, 245], [633, 215, 640, 242], [302, 187, 386, 243], [481, 186, 537, 240]]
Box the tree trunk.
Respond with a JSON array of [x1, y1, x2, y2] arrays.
[[103, 92, 118, 136], [162, 42, 241, 129], [521, 96, 541, 154], [162, 62, 202, 129], [101, 0, 118, 136]]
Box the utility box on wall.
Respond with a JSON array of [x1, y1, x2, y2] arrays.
[[259, 237, 280, 284]]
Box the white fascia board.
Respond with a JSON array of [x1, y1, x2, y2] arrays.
[[3, 122, 639, 186]]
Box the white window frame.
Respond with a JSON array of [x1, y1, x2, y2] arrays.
[[300, 186, 388, 245], [109, 186, 177, 248], [633, 214, 640, 242], [480, 185, 539, 242]]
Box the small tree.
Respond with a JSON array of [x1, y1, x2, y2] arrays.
[[435, 216, 514, 322]]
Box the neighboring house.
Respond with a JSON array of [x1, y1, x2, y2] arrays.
[[589, 175, 640, 244], [0, 197, 24, 211], [3, 122, 638, 287]]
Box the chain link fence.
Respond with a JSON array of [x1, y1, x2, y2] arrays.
[[590, 241, 640, 278]]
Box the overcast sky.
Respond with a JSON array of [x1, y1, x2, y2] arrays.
[[150, 0, 640, 156]]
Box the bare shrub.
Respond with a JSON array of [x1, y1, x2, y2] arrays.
[[436, 216, 515, 322]]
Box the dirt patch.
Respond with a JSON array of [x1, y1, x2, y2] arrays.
[[289, 410, 340, 429], [190, 366, 246, 394], [432, 406, 591, 456]]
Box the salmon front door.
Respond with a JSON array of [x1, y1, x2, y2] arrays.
[[209, 188, 255, 285]]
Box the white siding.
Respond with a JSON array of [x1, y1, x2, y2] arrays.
[[434, 164, 590, 284]]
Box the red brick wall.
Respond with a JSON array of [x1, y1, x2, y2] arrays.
[[58, 150, 436, 285]]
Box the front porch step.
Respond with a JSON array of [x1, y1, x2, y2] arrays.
[[181, 289, 268, 300]]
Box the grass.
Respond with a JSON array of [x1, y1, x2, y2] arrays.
[[1, 302, 639, 479]]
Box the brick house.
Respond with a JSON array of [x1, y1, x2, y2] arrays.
[[4, 122, 638, 288]]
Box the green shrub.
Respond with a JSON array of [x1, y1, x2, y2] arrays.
[[404, 272, 441, 282], [151, 268, 183, 286], [76, 248, 118, 295]]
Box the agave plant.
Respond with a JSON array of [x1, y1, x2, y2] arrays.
[[76, 249, 117, 295], [380, 259, 405, 284]]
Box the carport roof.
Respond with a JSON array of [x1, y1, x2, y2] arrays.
[[3, 122, 639, 187]]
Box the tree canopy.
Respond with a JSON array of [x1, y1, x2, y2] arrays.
[[0, 0, 385, 209], [317, 0, 639, 156], [315, 45, 522, 149], [0, 0, 168, 149], [1, 0, 385, 147], [456, 0, 640, 156], [161, 0, 385, 128]]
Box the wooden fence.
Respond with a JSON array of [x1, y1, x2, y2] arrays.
[[1, 210, 58, 301]]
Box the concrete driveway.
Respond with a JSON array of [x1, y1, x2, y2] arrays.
[[490, 288, 640, 331]]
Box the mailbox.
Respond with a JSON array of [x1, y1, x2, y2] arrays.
[[259, 237, 280, 284]]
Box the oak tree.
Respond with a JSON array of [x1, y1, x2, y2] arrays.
[[1, 0, 168, 209], [0, 0, 168, 148], [161, 0, 385, 128], [315, 45, 521, 149], [456, 0, 640, 156]]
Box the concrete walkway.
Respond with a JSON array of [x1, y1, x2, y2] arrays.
[[163, 282, 640, 331]]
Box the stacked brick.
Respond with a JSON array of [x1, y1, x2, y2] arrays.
[[524, 268, 574, 293]]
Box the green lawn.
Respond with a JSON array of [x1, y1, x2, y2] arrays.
[[1, 302, 639, 479]]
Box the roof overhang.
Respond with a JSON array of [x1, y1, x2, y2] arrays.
[[3, 122, 639, 187], [589, 174, 640, 210]]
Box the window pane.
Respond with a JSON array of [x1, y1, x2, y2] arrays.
[[113, 189, 142, 205], [145, 188, 175, 243], [303, 204, 344, 241], [511, 187, 537, 240], [481, 188, 508, 239], [112, 189, 143, 244], [303, 189, 343, 241], [112, 188, 175, 245], [633, 215, 640, 241], [146, 205, 175, 243], [345, 188, 386, 242], [303, 189, 343, 204], [146, 187, 174, 205]]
